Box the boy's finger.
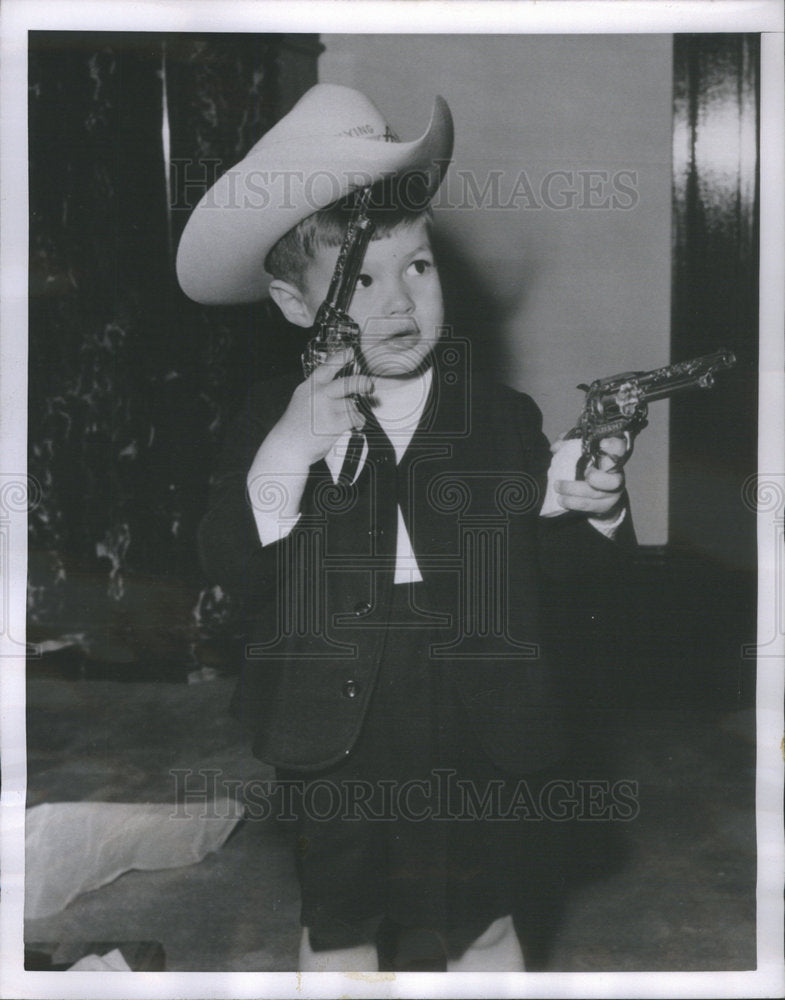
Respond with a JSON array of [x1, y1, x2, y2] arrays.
[[582, 467, 624, 492], [555, 479, 618, 500], [598, 434, 628, 457], [342, 375, 375, 398], [559, 493, 621, 514], [323, 375, 374, 400], [309, 348, 356, 384], [594, 432, 633, 471]]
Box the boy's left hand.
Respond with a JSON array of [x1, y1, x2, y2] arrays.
[[553, 434, 630, 519]]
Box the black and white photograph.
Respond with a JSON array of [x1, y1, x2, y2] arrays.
[[1, 1, 783, 997]]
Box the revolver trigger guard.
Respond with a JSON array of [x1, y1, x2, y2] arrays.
[[588, 429, 634, 474]]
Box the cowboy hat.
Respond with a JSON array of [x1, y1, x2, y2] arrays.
[[176, 83, 454, 305]]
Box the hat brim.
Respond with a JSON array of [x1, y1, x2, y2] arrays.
[[176, 95, 453, 305]]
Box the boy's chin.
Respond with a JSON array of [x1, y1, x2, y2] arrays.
[[363, 347, 435, 380], [368, 362, 428, 380]]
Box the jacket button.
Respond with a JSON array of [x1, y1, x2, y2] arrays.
[[342, 679, 360, 699], [354, 601, 372, 616]]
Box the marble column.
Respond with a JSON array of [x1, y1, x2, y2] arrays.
[[28, 31, 319, 677]]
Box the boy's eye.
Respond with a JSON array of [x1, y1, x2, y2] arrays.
[[407, 258, 433, 276], [356, 273, 372, 289]]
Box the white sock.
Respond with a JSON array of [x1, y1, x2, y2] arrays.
[[298, 927, 378, 972], [446, 915, 525, 972]]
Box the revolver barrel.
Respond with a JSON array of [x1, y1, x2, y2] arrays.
[[567, 348, 737, 468]]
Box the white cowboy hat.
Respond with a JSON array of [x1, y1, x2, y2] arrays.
[[176, 83, 454, 305]]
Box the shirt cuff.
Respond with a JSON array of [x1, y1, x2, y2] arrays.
[[540, 437, 582, 517], [252, 506, 301, 547]]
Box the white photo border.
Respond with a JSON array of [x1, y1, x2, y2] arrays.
[[2, 2, 783, 998]]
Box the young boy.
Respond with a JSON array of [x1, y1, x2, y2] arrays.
[[177, 84, 633, 972]]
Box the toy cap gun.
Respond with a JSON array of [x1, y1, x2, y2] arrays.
[[564, 348, 737, 479], [301, 186, 375, 484]]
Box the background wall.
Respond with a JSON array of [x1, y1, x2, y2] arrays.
[[320, 34, 674, 544]]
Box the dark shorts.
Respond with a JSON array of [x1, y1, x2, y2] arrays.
[[277, 582, 556, 958]]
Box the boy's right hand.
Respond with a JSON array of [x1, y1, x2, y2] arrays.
[[269, 349, 375, 467]]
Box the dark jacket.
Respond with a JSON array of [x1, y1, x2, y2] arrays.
[[199, 347, 634, 774]]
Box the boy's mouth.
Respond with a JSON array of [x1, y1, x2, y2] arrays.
[[385, 324, 420, 347]]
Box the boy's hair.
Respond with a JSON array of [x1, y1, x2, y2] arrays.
[[265, 178, 433, 289]]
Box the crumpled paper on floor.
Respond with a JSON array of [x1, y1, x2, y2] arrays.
[[67, 948, 131, 972], [25, 799, 244, 920]]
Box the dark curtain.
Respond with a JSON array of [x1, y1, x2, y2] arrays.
[[626, 34, 759, 709], [671, 33, 759, 571], [27, 32, 319, 679]]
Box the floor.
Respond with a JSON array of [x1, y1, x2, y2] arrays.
[[23, 670, 757, 973]]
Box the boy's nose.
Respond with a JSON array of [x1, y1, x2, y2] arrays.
[[382, 280, 415, 315]]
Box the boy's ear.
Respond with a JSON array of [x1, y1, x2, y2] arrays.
[[268, 279, 316, 329]]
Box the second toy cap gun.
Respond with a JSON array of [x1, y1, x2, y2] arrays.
[[564, 348, 737, 480]]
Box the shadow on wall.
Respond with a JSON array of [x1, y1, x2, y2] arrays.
[[432, 227, 536, 381]]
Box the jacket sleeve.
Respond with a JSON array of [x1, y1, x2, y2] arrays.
[[198, 376, 300, 613]]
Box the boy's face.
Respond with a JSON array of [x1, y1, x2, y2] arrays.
[[300, 217, 444, 378]]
